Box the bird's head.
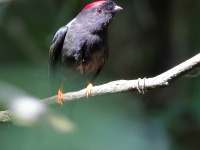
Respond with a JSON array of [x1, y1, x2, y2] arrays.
[[76, 0, 122, 32]]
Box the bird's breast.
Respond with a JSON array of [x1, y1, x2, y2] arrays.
[[63, 29, 108, 75], [75, 45, 108, 74]]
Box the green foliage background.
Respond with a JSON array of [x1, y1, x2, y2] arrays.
[[1, 0, 200, 150]]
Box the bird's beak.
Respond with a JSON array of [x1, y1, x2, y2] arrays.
[[114, 5, 123, 12]]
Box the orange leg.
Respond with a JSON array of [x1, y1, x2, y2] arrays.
[[57, 82, 64, 105], [86, 80, 93, 97]]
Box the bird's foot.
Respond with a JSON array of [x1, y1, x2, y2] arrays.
[[58, 88, 63, 105], [86, 81, 93, 97]]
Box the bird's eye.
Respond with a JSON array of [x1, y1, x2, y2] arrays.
[[96, 8, 102, 14]]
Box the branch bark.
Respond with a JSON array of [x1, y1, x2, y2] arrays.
[[1, 53, 200, 122]]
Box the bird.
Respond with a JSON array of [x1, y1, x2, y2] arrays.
[[49, 0, 122, 105]]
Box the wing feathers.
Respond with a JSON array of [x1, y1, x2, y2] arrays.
[[49, 26, 68, 76]]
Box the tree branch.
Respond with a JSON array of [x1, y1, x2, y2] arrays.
[[0, 110, 12, 122], [1, 53, 200, 122]]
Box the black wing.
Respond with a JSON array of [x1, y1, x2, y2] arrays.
[[49, 26, 68, 77]]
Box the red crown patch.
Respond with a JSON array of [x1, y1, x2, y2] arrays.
[[83, 1, 106, 10]]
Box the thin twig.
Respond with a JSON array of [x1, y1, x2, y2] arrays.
[[1, 53, 200, 122]]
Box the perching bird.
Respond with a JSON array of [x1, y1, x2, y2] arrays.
[[49, 0, 122, 105]]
